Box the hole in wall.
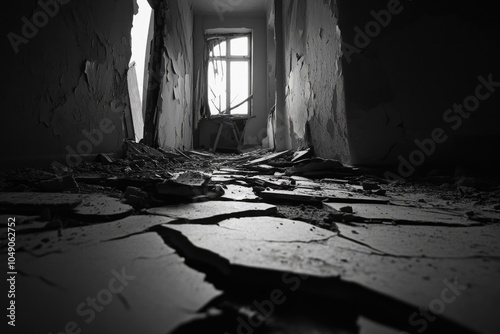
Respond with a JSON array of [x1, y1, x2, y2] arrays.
[[128, 0, 153, 143], [131, 0, 152, 106]]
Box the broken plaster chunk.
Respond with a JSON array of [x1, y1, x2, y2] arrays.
[[291, 148, 313, 162], [362, 181, 380, 191], [244, 150, 291, 166], [339, 206, 353, 213], [124, 194, 147, 209], [173, 170, 212, 187], [96, 153, 115, 165], [221, 184, 259, 201], [287, 158, 344, 174]]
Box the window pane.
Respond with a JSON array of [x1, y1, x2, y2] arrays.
[[230, 36, 249, 56], [230, 61, 249, 114], [231, 101, 249, 115], [208, 60, 227, 115], [209, 40, 226, 57]]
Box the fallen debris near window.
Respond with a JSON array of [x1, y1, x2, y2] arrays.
[[291, 147, 313, 162], [244, 150, 292, 166], [96, 153, 115, 165], [286, 158, 360, 178], [124, 140, 180, 160]]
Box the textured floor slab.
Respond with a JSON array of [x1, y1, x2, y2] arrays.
[[163, 217, 350, 276], [16, 215, 175, 256], [162, 217, 500, 334], [221, 185, 259, 201], [323, 202, 478, 226], [16, 233, 221, 334], [338, 223, 500, 258], [0, 192, 83, 210], [72, 194, 134, 220], [146, 201, 277, 223]]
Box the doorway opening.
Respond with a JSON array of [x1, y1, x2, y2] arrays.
[[129, 0, 152, 142], [131, 0, 152, 105]]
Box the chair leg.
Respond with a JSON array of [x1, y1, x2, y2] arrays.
[[212, 123, 224, 152], [232, 125, 240, 146]]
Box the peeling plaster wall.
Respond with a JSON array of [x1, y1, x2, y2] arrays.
[[338, 0, 500, 167], [2, 0, 134, 167], [266, 1, 277, 116], [142, 10, 155, 120], [156, 0, 194, 150], [266, 1, 277, 149], [282, 0, 350, 162]]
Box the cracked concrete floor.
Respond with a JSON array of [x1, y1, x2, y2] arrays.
[[1, 149, 500, 334]]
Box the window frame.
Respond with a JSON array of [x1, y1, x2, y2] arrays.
[[206, 33, 252, 116]]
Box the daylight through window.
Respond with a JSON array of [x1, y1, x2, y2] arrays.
[[207, 34, 252, 115]]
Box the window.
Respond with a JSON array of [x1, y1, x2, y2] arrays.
[[207, 34, 252, 115]]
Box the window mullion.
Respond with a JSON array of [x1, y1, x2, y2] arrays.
[[248, 35, 251, 115], [207, 33, 252, 116], [226, 41, 231, 114]]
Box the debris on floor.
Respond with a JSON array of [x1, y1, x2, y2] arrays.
[[1, 147, 500, 334]]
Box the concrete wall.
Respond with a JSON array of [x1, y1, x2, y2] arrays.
[[155, 0, 194, 150], [282, 0, 350, 162], [1, 0, 135, 168], [338, 0, 500, 168], [193, 14, 268, 148]]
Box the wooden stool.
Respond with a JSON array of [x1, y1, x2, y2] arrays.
[[212, 119, 241, 152]]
